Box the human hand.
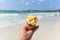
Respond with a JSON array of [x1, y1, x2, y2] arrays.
[[18, 23, 39, 40]]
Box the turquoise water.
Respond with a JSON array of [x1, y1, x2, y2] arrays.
[[0, 12, 59, 28]]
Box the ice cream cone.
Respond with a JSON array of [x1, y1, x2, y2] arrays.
[[26, 15, 38, 29]]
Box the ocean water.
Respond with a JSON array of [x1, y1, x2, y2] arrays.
[[0, 12, 59, 28]]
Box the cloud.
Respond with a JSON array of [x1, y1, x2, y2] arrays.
[[25, 2, 30, 5], [37, 0, 45, 2], [20, 1, 30, 6], [0, 0, 5, 2], [32, 0, 45, 3]]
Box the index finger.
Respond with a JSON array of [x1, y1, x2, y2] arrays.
[[22, 23, 27, 30]]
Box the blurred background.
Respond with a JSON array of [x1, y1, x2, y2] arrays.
[[0, 0, 60, 40]]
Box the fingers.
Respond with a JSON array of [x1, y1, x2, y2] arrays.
[[32, 25, 39, 32], [22, 23, 27, 30], [22, 23, 39, 32]]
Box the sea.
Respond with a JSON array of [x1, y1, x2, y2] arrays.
[[0, 12, 59, 28]]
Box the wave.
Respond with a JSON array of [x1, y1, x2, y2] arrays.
[[0, 12, 59, 28]]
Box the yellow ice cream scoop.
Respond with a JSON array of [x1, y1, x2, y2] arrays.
[[26, 15, 38, 29]]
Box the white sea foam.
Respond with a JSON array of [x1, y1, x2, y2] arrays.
[[0, 12, 59, 28], [0, 14, 20, 27]]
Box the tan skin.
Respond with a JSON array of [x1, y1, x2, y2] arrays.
[[18, 23, 39, 40]]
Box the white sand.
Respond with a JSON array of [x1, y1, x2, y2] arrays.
[[0, 15, 60, 40]]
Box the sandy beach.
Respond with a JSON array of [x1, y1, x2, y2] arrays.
[[0, 14, 60, 40]]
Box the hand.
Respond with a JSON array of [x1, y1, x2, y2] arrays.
[[18, 23, 39, 40]]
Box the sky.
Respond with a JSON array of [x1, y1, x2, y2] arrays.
[[0, 0, 59, 10]]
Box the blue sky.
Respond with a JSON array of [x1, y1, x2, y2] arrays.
[[0, 0, 59, 10]]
